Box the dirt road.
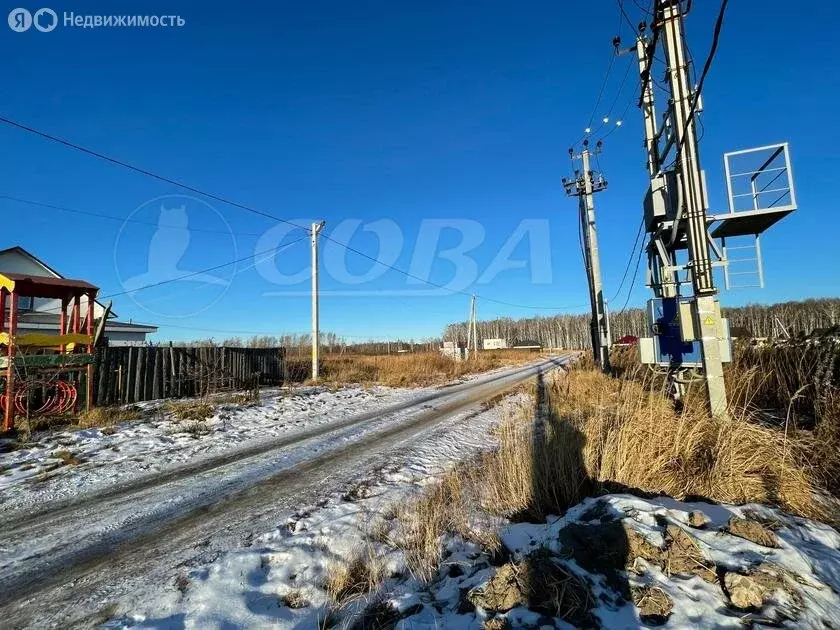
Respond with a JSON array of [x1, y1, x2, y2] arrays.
[[0, 355, 570, 628]]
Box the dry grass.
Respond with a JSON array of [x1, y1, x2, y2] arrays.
[[724, 343, 840, 417], [76, 406, 142, 429], [285, 351, 541, 388], [474, 369, 830, 521], [213, 391, 260, 405], [309, 353, 837, 624], [279, 589, 310, 609], [323, 547, 383, 605], [390, 471, 506, 581], [395, 473, 467, 580], [472, 393, 594, 521], [53, 449, 80, 466], [614, 342, 840, 503], [163, 400, 214, 422]]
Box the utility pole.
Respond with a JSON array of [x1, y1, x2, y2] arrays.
[[563, 141, 610, 371], [467, 295, 478, 359], [635, 34, 678, 300], [661, 0, 727, 417], [632, 1, 728, 418], [310, 221, 325, 380]]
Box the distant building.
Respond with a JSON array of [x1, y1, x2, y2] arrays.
[[0, 246, 158, 346], [482, 338, 507, 350], [511, 339, 542, 352], [440, 340, 469, 361]]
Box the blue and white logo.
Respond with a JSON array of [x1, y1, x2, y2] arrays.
[[33, 7, 56, 32], [7, 8, 32, 32], [7, 7, 56, 32]]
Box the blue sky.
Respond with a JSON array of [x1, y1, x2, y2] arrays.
[[0, 0, 837, 341]]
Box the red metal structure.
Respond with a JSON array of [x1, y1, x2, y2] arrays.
[[0, 273, 99, 432]]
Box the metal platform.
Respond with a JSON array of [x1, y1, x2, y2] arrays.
[[710, 206, 794, 238], [711, 143, 797, 239]]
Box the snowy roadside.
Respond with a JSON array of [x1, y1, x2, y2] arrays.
[[106, 392, 525, 629], [0, 357, 564, 516], [0, 385, 426, 512], [106, 399, 840, 630]]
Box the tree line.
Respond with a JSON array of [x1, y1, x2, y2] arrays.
[[159, 298, 839, 353], [441, 298, 840, 350], [185, 333, 440, 355]]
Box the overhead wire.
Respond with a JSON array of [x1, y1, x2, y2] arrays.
[[608, 217, 645, 303], [667, 0, 729, 169], [35, 233, 311, 315], [617, 226, 647, 313], [616, 0, 638, 36], [631, 0, 653, 16], [0, 194, 264, 237], [0, 114, 586, 313], [571, 48, 618, 148], [0, 115, 309, 233]]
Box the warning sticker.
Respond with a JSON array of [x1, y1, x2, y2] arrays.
[[703, 316, 715, 326]]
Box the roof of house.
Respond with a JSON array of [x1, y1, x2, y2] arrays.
[[0, 272, 99, 298], [0, 246, 66, 278], [0, 245, 118, 317]]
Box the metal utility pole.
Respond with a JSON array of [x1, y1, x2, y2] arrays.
[[310, 221, 325, 380], [563, 141, 610, 371]]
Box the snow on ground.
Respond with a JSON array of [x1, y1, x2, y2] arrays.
[[105, 388, 840, 630], [105, 393, 521, 629], [0, 384, 425, 512]]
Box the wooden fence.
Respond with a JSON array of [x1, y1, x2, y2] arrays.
[[91, 345, 286, 406]]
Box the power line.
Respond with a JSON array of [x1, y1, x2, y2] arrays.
[[0, 114, 310, 233], [586, 56, 635, 140], [617, 229, 647, 314], [631, 0, 653, 16], [616, 0, 638, 35], [36, 233, 311, 315], [574, 0, 652, 147], [1, 114, 586, 313], [668, 0, 729, 169], [319, 233, 588, 311], [609, 217, 645, 303], [0, 194, 264, 237], [571, 43, 619, 148]]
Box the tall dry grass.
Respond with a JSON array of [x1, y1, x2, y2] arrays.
[[473, 369, 830, 522], [285, 350, 541, 388], [612, 341, 840, 499], [353, 360, 837, 595], [724, 343, 840, 420]]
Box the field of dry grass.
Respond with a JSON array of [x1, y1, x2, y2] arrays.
[[383, 359, 838, 583], [610, 341, 840, 498], [284, 350, 543, 388]]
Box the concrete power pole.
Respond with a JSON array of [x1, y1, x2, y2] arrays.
[[468, 295, 478, 359], [311, 221, 326, 380], [662, 1, 727, 417], [563, 141, 610, 371], [634, 1, 728, 418], [636, 35, 678, 300]]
